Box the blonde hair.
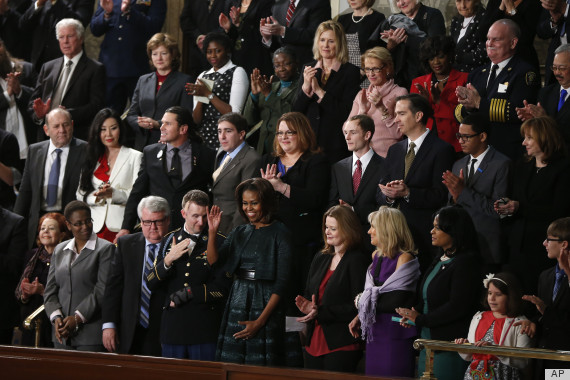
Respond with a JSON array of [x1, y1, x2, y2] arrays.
[[368, 206, 416, 259], [312, 20, 349, 64], [147, 33, 180, 71], [361, 46, 394, 76]]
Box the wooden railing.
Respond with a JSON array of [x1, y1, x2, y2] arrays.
[[414, 338, 570, 380], [0, 345, 412, 380]]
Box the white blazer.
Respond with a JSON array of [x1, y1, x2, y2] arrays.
[[77, 146, 142, 233]]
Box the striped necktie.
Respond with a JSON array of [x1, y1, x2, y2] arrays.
[[140, 244, 157, 328], [286, 0, 296, 25]]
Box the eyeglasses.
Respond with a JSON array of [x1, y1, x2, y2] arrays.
[[67, 218, 93, 227], [551, 65, 569, 72], [141, 217, 168, 227], [455, 132, 481, 142], [364, 65, 385, 74], [276, 131, 297, 137], [546, 237, 563, 242]]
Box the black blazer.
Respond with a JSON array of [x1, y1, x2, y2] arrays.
[[14, 138, 86, 248], [377, 131, 455, 265], [414, 252, 480, 341], [409, 3, 445, 37], [538, 83, 570, 149], [293, 61, 361, 163], [126, 70, 194, 151], [0, 130, 24, 210], [304, 249, 369, 350], [537, 8, 563, 87], [329, 152, 384, 230], [0, 208, 26, 335], [27, 54, 106, 140], [260, 152, 330, 246], [450, 6, 489, 73], [121, 141, 216, 231], [102, 232, 165, 355], [536, 266, 570, 351]]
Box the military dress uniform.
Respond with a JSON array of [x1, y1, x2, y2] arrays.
[[455, 55, 540, 160], [147, 227, 230, 359]]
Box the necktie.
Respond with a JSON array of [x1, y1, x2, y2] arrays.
[[558, 89, 568, 112], [467, 158, 477, 185], [212, 154, 231, 181], [51, 60, 73, 109], [553, 270, 565, 301], [404, 142, 416, 179], [168, 147, 182, 184], [46, 148, 62, 207], [487, 64, 499, 92], [352, 159, 362, 195], [286, 0, 296, 26], [140, 244, 157, 328]]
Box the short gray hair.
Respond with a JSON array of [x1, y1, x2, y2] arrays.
[[137, 196, 170, 218], [493, 18, 520, 40], [55, 18, 84, 40], [555, 43, 570, 56], [46, 108, 72, 126]]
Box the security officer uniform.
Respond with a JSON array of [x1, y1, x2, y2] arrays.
[[455, 55, 540, 160]]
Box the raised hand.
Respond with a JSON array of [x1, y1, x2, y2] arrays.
[[219, 12, 231, 33], [295, 294, 317, 322], [207, 205, 222, 233], [442, 169, 465, 202], [33, 97, 51, 119]]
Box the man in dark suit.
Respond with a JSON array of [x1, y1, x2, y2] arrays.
[[27, 18, 105, 141], [0, 206, 26, 343], [149, 190, 229, 360], [516, 44, 570, 148], [442, 113, 511, 272], [102, 196, 171, 355], [117, 106, 216, 238], [520, 217, 570, 374], [18, 0, 92, 70], [212, 113, 260, 235], [329, 114, 384, 250], [537, 0, 568, 87], [377, 94, 455, 269], [90, 0, 166, 113], [179, 0, 225, 78], [0, 129, 23, 210], [14, 108, 86, 248], [455, 19, 540, 160], [259, 0, 331, 66]]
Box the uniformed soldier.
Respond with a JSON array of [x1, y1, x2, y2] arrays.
[[147, 189, 230, 360], [455, 18, 540, 160]]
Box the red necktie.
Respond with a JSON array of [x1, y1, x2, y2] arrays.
[[353, 159, 362, 195], [286, 0, 296, 25]]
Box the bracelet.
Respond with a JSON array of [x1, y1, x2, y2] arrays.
[[74, 314, 81, 333]]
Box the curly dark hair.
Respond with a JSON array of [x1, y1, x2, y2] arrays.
[[419, 35, 456, 75], [433, 205, 479, 255]]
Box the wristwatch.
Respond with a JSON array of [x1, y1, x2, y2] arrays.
[[207, 93, 215, 100]]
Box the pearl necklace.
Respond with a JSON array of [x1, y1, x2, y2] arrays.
[[462, 16, 475, 30], [352, 8, 372, 23], [436, 75, 449, 83]]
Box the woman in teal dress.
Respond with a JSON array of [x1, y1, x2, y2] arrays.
[[396, 206, 481, 380], [213, 178, 292, 365]]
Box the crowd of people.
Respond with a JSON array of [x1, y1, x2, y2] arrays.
[[1, 0, 570, 378]]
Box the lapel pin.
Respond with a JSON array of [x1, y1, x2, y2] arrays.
[[157, 150, 163, 159]]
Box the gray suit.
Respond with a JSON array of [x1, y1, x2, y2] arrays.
[[212, 144, 261, 235], [14, 138, 86, 248], [451, 146, 511, 265], [43, 236, 114, 347]]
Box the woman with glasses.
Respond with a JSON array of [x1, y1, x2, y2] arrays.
[[243, 47, 300, 155], [348, 47, 407, 157], [293, 20, 361, 163], [77, 108, 142, 243], [494, 116, 570, 294], [43, 201, 114, 351], [411, 36, 468, 154]]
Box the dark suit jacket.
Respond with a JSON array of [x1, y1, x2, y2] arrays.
[[408, 3, 445, 37], [102, 232, 165, 355], [538, 83, 570, 149], [268, 0, 331, 65], [212, 144, 261, 235], [329, 151, 384, 230], [377, 130, 455, 266], [536, 266, 570, 351], [28, 53, 106, 140], [304, 250, 368, 350], [18, 0, 93, 70], [0, 208, 26, 334], [450, 6, 488, 73], [414, 252, 480, 341], [126, 71, 194, 151], [0, 129, 24, 210], [14, 138, 86, 248], [293, 62, 361, 163], [122, 141, 216, 231], [537, 9, 563, 87], [451, 147, 511, 264]]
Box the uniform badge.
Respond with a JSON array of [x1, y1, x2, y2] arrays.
[[525, 72, 537, 86], [482, 68, 487, 72], [507, 67, 512, 71], [202, 235, 208, 241]]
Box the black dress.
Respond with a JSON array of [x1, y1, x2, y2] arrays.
[[450, 6, 489, 73]]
